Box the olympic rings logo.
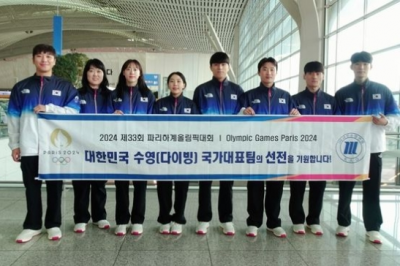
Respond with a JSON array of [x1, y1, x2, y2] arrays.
[[52, 157, 71, 165]]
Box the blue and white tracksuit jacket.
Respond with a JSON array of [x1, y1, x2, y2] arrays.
[[292, 88, 340, 115], [335, 79, 400, 152], [110, 86, 155, 114], [78, 87, 113, 114], [193, 77, 244, 114], [153, 93, 199, 115], [8, 75, 80, 156], [238, 83, 295, 114]]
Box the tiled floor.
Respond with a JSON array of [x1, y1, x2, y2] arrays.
[[0, 185, 399, 266]]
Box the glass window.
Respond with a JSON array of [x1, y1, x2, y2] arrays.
[[289, 76, 300, 95], [274, 5, 283, 22], [276, 79, 287, 90], [270, 0, 277, 12], [238, 0, 299, 92], [279, 58, 290, 80], [338, 0, 365, 28], [326, 35, 337, 66], [325, 66, 336, 95], [267, 29, 275, 52], [324, 0, 400, 186], [369, 48, 400, 93], [281, 36, 291, 58], [326, 1, 338, 34], [264, 2, 270, 18], [282, 16, 291, 38], [336, 22, 364, 63], [268, 13, 276, 31], [364, 3, 400, 52], [290, 52, 300, 77], [367, 0, 393, 13], [335, 62, 354, 91], [291, 32, 300, 53], [274, 24, 282, 44], [292, 17, 298, 31], [0, 94, 10, 139]]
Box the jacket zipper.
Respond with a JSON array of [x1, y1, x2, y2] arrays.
[[94, 89, 98, 114], [130, 87, 133, 114], [174, 97, 177, 114], [219, 82, 223, 114], [39, 76, 44, 104], [268, 88, 271, 114], [313, 93, 317, 115]]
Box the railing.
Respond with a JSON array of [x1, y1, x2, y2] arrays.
[[384, 132, 400, 185]]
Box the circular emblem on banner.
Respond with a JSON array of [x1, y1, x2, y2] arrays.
[[336, 133, 366, 163]]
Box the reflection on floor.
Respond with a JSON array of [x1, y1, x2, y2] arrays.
[[0, 186, 399, 266]]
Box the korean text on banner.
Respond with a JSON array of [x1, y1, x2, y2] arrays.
[[38, 114, 372, 181]]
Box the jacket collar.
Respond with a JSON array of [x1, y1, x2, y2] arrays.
[[33, 74, 53, 82], [304, 87, 322, 98], [211, 76, 229, 86], [168, 92, 184, 103], [352, 79, 371, 89], [259, 82, 276, 91]]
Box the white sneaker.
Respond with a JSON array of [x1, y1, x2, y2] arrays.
[[74, 223, 87, 233], [307, 224, 323, 236], [15, 229, 41, 243], [366, 231, 383, 244], [94, 220, 110, 229], [131, 224, 143, 235], [267, 227, 287, 238], [115, 224, 127, 236], [335, 226, 350, 237], [220, 222, 235, 235], [246, 226, 258, 237], [292, 224, 305, 234], [171, 223, 183, 235], [195, 222, 209, 235], [159, 223, 171, 234], [47, 227, 62, 241]]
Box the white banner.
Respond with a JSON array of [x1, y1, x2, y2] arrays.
[[38, 114, 372, 181]]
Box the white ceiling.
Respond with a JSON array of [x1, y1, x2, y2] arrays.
[[0, 0, 247, 59]]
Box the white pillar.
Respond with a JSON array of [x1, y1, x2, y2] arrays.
[[281, 0, 325, 92]]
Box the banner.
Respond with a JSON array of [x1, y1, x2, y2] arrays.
[[38, 114, 372, 181]]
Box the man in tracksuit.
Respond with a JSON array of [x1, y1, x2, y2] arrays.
[[239, 57, 299, 238], [193, 52, 244, 235], [8, 44, 80, 243], [335, 51, 400, 244], [290, 61, 339, 236]]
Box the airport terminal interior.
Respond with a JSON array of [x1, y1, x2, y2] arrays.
[[1, 0, 400, 265]]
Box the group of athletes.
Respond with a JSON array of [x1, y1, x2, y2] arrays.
[[7, 44, 399, 244]]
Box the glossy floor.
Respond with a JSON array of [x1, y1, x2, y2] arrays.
[[0, 186, 399, 266]]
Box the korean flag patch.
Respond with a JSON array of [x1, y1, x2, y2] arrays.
[[140, 97, 149, 102], [324, 104, 331, 109], [184, 108, 191, 113], [279, 98, 286, 104], [52, 90, 61, 96], [372, 94, 381, 100], [231, 94, 237, 100]]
